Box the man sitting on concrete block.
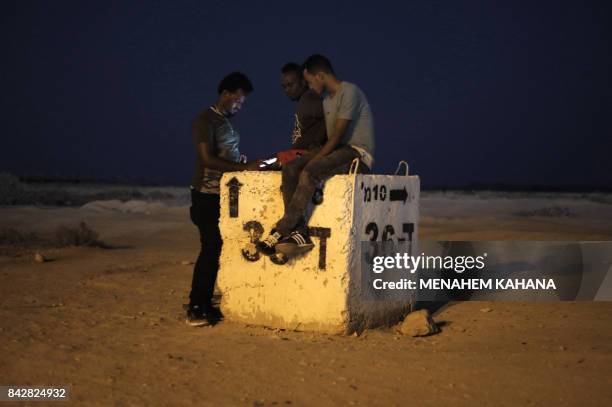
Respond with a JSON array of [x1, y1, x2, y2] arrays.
[[280, 61, 327, 153], [258, 54, 375, 257]]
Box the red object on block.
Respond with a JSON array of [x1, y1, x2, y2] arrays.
[[276, 149, 308, 165]]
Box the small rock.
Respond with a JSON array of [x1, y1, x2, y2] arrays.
[[479, 307, 493, 313], [397, 310, 440, 337], [34, 253, 46, 263], [181, 260, 194, 266], [559, 345, 566, 351]]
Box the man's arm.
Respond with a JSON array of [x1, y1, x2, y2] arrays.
[[196, 141, 261, 171], [311, 84, 361, 160], [193, 120, 261, 171], [311, 118, 350, 161]]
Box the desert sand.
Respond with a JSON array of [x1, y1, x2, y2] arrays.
[[1, 191, 612, 406]]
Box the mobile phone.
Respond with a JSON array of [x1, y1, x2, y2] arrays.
[[259, 157, 278, 167]]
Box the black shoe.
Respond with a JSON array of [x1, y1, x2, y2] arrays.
[[185, 306, 214, 327], [256, 230, 284, 256], [275, 230, 314, 256], [208, 306, 224, 321]]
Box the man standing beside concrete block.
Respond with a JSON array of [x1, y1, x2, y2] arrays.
[[258, 54, 375, 256], [187, 72, 263, 327]]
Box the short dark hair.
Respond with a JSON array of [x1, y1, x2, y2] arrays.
[[302, 54, 335, 75], [217, 71, 254, 95], [281, 62, 302, 77]]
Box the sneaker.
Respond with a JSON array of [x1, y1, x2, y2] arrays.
[[275, 230, 314, 256], [256, 230, 284, 256], [185, 306, 213, 327]]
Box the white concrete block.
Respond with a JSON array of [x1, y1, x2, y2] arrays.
[[217, 170, 419, 333]]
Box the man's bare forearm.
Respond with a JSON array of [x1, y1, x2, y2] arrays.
[[311, 118, 349, 161], [312, 134, 342, 161]]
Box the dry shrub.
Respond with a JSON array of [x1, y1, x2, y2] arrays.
[[54, 222, 105, 247]]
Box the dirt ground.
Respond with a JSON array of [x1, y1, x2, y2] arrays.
[[1, 203, 612, 406]]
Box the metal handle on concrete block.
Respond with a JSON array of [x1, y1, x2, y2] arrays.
[[348, 158, 361, 175], [394, 161, 409, 176]]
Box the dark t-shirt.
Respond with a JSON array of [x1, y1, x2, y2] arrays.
[[291, 89, 327, 150], [191, 107, 241, 194]]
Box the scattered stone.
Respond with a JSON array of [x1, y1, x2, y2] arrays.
[[34, 253, 46, 263], [181, 260, 194, 266], [480, 307, 493, 313], [397, 309, 440, 337], [559, 345, 566, 351]]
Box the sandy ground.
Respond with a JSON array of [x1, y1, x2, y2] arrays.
[[1, 193, 612, 406]]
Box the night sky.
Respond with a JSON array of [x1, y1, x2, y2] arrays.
[[1, 1, 610, 188]]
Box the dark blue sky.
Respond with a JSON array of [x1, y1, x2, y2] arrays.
[[1, 0, 610, 188]]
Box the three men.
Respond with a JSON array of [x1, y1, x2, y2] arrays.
[[187, 55, 375, 326], [187, 72, 262, 327], [258, 54, 375, 255]]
